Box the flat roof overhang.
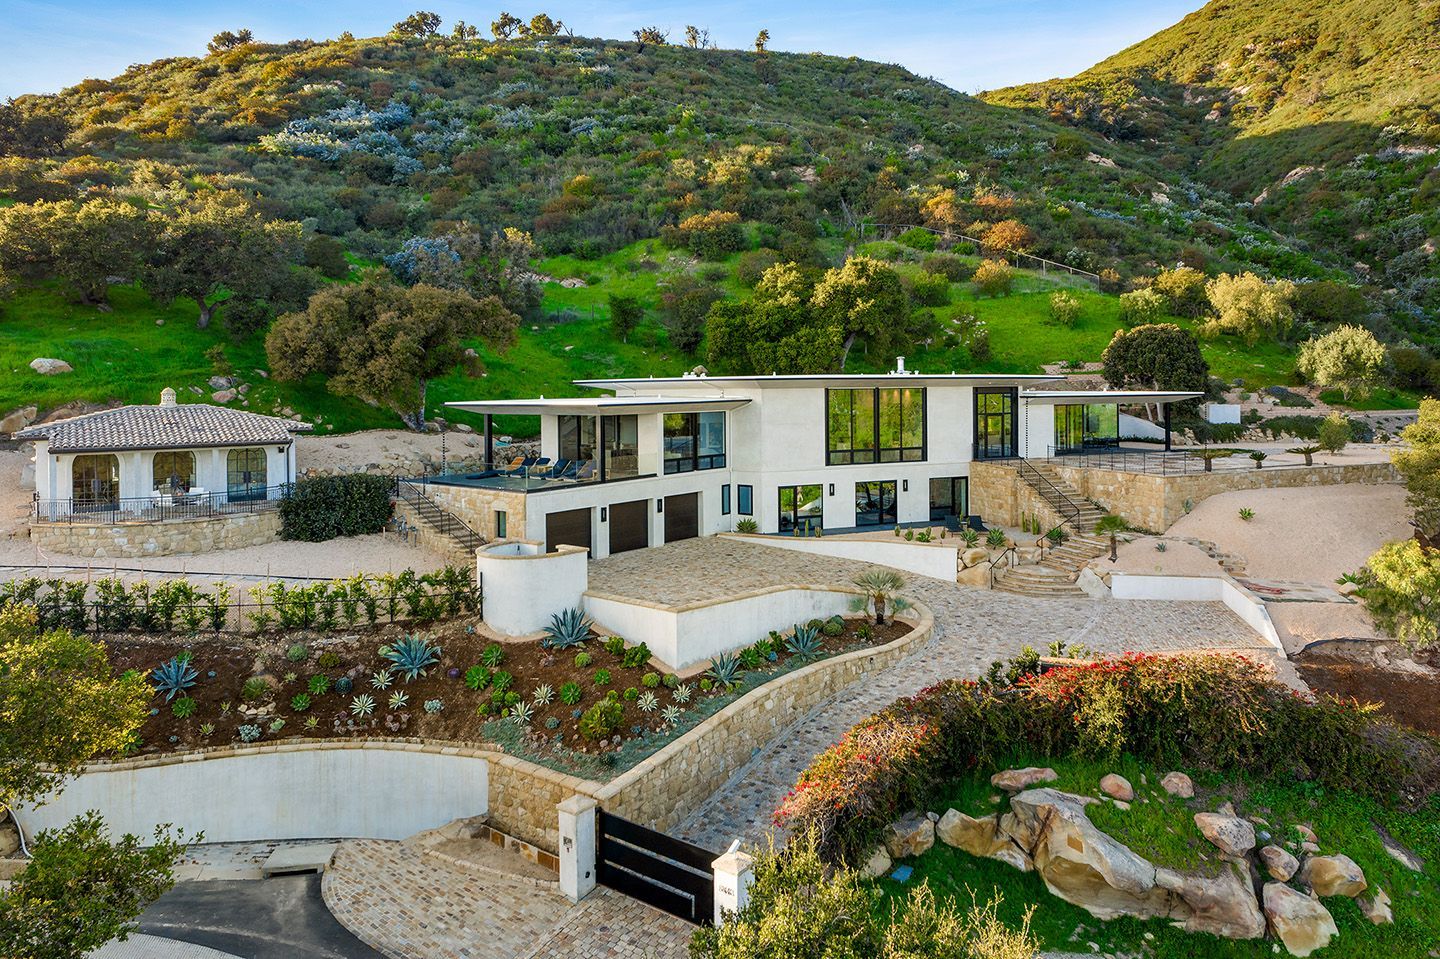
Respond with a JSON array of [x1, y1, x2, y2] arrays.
[[1018, 390, 1202, 405], [445, 396, 753, 417], [575, 373, 1063, 392]]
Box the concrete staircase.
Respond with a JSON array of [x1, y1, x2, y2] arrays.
[[1015, 460, 1107, 537], [992, 533, 1107, 598]]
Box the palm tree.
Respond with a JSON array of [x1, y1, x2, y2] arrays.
[[1191, 448, 1234, 473], [1093, 514, 1129, 562], [1287, 445, 1321, 466], [851, 569, 909, 625]]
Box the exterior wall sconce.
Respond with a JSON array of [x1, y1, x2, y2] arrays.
[[902, 479, 909, 492], [656, 499, 664, 513], [600, 507, 607, 522], [828, 484, 835, 496]]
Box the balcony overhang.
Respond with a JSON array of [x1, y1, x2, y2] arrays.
[[1018, 390, 1202, 405], [445, 396, 752, 417]]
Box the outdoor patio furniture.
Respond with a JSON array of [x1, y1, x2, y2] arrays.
[[545, 458, 572, 480], [572, 460, 596, 481], [501, 456, 536, 476]]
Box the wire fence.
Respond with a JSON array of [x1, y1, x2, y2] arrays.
[[858, 222, 1102, 284], [0, 568, 480, 637]]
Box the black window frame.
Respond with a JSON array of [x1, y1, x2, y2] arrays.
[[778, 484, 824, 534], [495, 509, 508, 539], [854, 479, 898, 527], [825, 387, 926, 466], [663, 411, 727, 474], [721, 484, 731, 516], [973, 388, 1018, 460], [737, 484, 753, 516]]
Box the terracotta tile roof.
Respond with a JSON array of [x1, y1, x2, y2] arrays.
[[16, 400, 312, 452]]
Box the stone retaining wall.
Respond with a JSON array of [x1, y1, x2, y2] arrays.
[[422, 483, 527, 545], [28, 511, 282, 558]]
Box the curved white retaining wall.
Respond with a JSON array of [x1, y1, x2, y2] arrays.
[[477, 542, 588, 636], [16, 743, 488, 844], [1109, 572, 1283, 651], [722, 532, 959, 581], [585, 586, 856, 670]]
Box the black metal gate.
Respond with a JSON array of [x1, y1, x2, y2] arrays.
[[596, 810, 717, 925]]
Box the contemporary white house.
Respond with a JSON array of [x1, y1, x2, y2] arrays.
[[432, 363, 1200, 560]]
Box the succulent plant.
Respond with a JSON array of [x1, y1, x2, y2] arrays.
[[541, 607, 594, 649], [662, 673, 680, 689], [308, 674, 331, 695], [786, 623, 823, 661], [283, 671, 298, 684], [334, 676, 354, 696], [623, 686, 639, 701], [620, 642, 652, 669], [370, 668, 395, 690], [641, 671, 661, 688], [559, 681, 583, 705], [237, 724, 261, 743], [544, 716, 560, 730], [706, 652, 742, 689], [574, 651, 592, 668], [491, 670, 513, 694], [603, 635, 625, 655], [532, 683, 554, 705], [593, 668, 612, 686], [510, 701, 534, 725], [637, 691, 659, 713], [464, 665, 491, 690], [381, 636, 442, 682], [661, 705, 682, 725], [171, 697, 197, 719], [388, 691, 410, 710], [303, 716, 319, 731], [286, 643, 309, 663], [672, 683, 693, 704], [481, 643, 505, 668], [350, 694, 376, 717], [199, 722, 215, 736], [241, 676, 271, 702], [316, 651, 342, 669], [268, 718, 286, 734], [290, 693, 312, 712], [423, 699, 443, 714], [151, 656, 198, 702]]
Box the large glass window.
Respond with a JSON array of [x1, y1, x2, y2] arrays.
[[826, 388, 925, 465], [1054, 404, 1119, 453], [778, 485, 823, 534], [153, 451, 196, 492], [855, 480, 897, 527], [72, 454, 119, 509], [600, 414, 639, 478], [664, 412, 726, 474], [737, 485, 753, 516], [929, 477, 969, 523], [558, 415, 597, 465], [974, 389, 1016, 459], [226, 448, 268, 501]]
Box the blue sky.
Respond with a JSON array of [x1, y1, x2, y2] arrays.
[[1, 0, 1202, 100]]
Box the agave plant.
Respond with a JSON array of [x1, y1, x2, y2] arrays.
[[672, 682, 693, 704], [303, 716, 319, 731], [350, 694, 376, 717], [541, 607, 593, 649], [661, 704, 683, 725], [532, 683, 554, 706], [706, 652, 741, 689], [510, 700, 535, 725], [785, 623, 823, 661], [388, 691, 410, 710], [308, 674, 331, 696], [370, 668, 395, 690], [637, 691, 659, 713], [381, 636, 442, 682], [151, 656, 198, 702]]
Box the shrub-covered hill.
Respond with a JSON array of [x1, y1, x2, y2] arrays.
[[986, 0, 1440, 330], [5, 28, 1320, 282]]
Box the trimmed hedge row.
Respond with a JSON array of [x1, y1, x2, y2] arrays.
[[777, 652, 1439, 863], [279, 474, 394, 542]]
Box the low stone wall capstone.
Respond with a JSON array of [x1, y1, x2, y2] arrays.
[[27, 510, 282, 558]]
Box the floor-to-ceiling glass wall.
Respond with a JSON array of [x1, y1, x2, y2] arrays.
[[974, 389, 1016, 459], [854, 480, 897, 526], [664, 412, 726, 473], [929, 477, 968, 524], [778, 485, 824, 533], [600, 414, 639, 478], [1053, 403, 1119, 453]]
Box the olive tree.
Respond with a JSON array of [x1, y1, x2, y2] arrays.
[[1393, 398, 1440, 542], [1296, 324, 1388, 399]]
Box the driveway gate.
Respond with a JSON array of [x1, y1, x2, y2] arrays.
[[596, 809, 718, 924]]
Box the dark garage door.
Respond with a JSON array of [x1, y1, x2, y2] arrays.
[[609, 499, 650, 555], [664, 492, 699, 543], [546, 508, 592, 555]]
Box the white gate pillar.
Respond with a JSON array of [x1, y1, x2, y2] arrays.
[[557, 794, 598, 903], [711, 849, 755, 926]]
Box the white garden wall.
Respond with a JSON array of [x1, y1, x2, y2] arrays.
[[722, 532, 959, 581], [585, 586, 856, 670], [477, 542, 588, 635], [1109, 572, 1282, 650], [15, 743, 488, 844]]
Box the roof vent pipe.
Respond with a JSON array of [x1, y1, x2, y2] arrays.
[[895, 356, 906, 374], [160, 387, 177, 407]]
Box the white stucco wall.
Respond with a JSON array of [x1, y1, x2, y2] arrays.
[[1119, 412, 1167, 441], [478, 542, 588, 635], [723, 532, 959, 581], [15, 745, 489, 844], [1108, 572, 1281, 650], [1205, 403, 1242, 425], [584, 587, 856, 670]]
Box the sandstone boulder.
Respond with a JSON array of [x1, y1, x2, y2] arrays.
[[1358, 887, 1392, 925], [1156, 860, 1266, 940], [1161, 771, 1194, 798], [1099, 773, 1134, 802], [29, 357, 73, 375], [1259, 844, 1299, 881], [961, 547, 990, 568], [860, 845, 892, 879], [1299, 854, 1366, 898], [991, 767, 1057, 792], [0, 405, 37, 435], [991, 846, 1034, 872], [937, 809, 1007, 857], [0, 815, 19, 858], [1295, 824, 1317, 843], [211, 389, 237, 403], [1077, 566, 1111, 599], [1002, 788, 1171, 921], [1263, 882, 1338, 957], [884, 811, 935, 859], [1195, 812, 1256, 858]]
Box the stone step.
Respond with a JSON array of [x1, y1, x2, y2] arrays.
[[993, 579, 1089, 598]]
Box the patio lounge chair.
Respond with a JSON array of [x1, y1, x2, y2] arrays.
[[545, 459, 572, 480], [571, 460, 595, 481], [524, 457, 551, 478], [501, 456, 537, 476], [477, 455, 525, 478]]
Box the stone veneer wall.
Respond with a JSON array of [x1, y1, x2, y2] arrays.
[[971, 460, 1400, 534], [1051, 460, 1400, 532], [421, 483, 527, 545], [28, 511, 282, 558]]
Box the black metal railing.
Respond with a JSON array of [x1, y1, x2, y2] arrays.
[[1044, 446, 1205, 475], [396, 481, 486, 552], [33, 484, 293, 525]]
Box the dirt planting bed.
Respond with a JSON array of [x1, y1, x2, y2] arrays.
[[1295, 650, 1440, 737]]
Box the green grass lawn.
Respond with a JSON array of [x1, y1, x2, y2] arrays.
[[1, 239, 1339, 438], [877, 754, 1439, 958]]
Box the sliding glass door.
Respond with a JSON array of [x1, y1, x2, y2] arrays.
[[854, 480, 897, 527], [778, 485, 823, 534]]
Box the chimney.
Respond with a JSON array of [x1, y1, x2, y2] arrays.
[[160, 387, 177, 407], [895, 356, 906, 374]]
